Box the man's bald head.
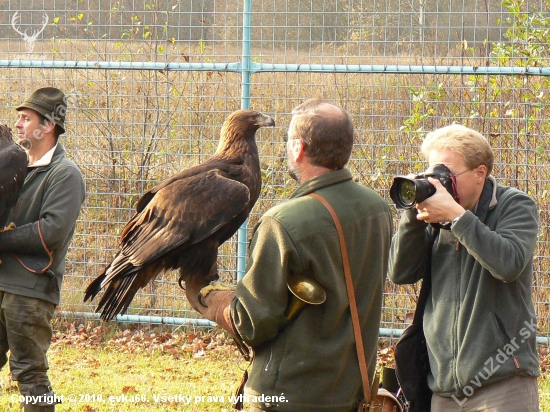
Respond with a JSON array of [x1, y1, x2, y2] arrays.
[[289, 99, 354, 170]]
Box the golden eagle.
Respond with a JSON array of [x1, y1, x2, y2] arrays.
[[84, 110, 275, 321], [0, 124, 27, 230]]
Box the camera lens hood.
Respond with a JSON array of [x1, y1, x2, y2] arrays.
[[390, 176, 436, 209]]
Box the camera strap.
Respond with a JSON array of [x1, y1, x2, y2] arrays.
[[449, 173, 461, 205]]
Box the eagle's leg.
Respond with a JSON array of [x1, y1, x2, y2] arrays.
[[0, 222, 16, 232], [198, 261, 235, 305]]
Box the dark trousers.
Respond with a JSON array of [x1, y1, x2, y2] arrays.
[[431, 376, 539, 412], [0, 291, 55, 396]]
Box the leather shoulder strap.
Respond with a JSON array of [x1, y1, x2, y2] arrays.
[[307, 192, 371, 402]]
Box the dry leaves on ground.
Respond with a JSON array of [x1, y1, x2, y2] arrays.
[[51, 321, 550, 373], [51, 321, 241, 360]]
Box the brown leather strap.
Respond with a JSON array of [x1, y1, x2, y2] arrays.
[[14, 220, 54, 274], [232, 369, 249, 410], [307, 193, 372, 402]]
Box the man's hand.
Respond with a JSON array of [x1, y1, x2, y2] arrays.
[[416, 177, 465, 224]]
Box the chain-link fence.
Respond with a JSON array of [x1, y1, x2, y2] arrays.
[[1, 0, 549, 341]]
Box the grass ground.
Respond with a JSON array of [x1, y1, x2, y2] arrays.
[[0, 323, 548, 411], [2, 349, 246, 411], [541, 379, 550, 412], [0, 324, 249, 411]]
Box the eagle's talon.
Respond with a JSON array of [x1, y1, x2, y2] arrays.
[[198, 292, 208, 308]]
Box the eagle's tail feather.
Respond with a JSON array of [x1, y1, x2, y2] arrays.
[[97, 273, 138, 321], [87, 260, 165, 322], [83, 273, 106, 302]]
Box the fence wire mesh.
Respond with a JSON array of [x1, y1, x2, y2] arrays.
[[0, 0, 549, 340]]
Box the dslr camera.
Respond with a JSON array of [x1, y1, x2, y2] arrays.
[[389, 164, 459, 210]]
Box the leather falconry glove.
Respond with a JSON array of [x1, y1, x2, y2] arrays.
[[185, 282, 236, 335], [0, 222, 49, 254]]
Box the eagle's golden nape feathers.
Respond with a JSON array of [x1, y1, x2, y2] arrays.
[[215, 111, 275, 156], [84, 109, 275, 320]]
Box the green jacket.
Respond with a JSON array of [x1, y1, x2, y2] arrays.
[[0, 144, 85, 305], [389, 176, 540, 399], [231, 168, 393, 411]]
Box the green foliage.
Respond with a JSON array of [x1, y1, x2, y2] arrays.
[[400, 87, 431, 136], [401, 0, 550, 161], [489, 0, 550, 159], [493, 0, 550, 67]]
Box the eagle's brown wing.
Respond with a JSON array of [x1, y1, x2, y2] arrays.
[[0, 129, 27, 228], [83, 169, 250, 316], [120, 169, 250, 266]]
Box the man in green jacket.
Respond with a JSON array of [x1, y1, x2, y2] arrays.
[[187, 99, 393, 411], [389, 125, 540, 411], [0, 87, 86, 411]]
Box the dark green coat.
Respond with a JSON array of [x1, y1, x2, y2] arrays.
[[0, 144, 85, 305], [231, 169, 393, 411], [389, 176, 540, 399]]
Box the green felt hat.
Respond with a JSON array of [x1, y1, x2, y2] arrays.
[[16, 87, 67, 133]]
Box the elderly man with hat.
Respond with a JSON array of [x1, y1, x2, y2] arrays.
[[0, 87, 85, 411]]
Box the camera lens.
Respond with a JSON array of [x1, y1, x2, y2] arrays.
[[398, 180, 417, 208], [413, 179, 437, 204], [390, 176, 421, 209], [390, 164, 457, 211], [390, 177, 437, 209]]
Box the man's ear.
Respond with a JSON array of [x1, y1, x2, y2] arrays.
[[290, 138, 305, 162], [475, 164, 488, 181], [41, 119, 56, 134]]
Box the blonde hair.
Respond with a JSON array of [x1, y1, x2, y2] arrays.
[[420, 124, 494, 175]]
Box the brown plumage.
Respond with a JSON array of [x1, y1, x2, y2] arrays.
[[84, 110, 275, 321], [0, 124, 27, 229]]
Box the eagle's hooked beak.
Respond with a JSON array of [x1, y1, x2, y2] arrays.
[[255, 115, 275, 128]]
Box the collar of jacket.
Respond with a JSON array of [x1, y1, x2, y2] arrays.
[[473, 175, 498, 223], [290, 168, 353, 199], [25, 144, 66, 184]]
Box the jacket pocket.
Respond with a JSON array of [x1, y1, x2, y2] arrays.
[[493, 312, 512, 345]]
